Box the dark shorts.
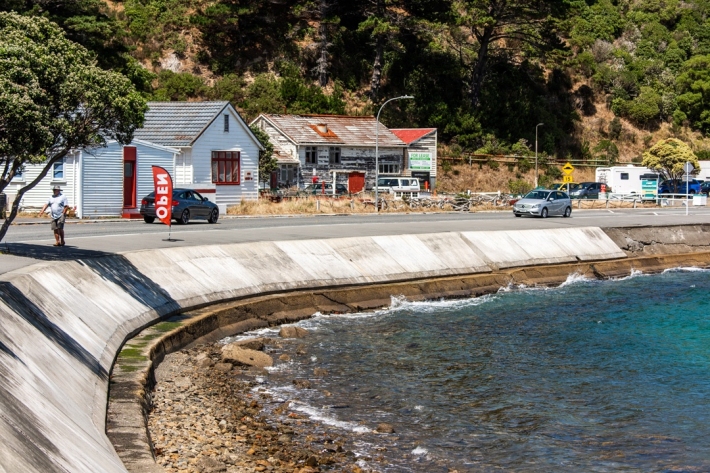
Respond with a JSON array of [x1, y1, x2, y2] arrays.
[[50, 214, 66, 230]]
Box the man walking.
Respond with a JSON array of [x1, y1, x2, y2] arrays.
[[39, 185, 69, 246]]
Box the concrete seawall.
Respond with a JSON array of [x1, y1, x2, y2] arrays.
[[0, 226, 704, 472]]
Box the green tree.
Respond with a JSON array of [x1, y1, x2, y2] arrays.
[[0, 12, 146, 241], [1, 0, 154, 92], [249, 125, 278, 188], [448, 0, 568, 108], [152, 70, 206, 101], [676, 55, 710, 133], [642, 138, 699, 192]]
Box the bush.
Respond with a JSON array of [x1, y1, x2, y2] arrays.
[[546, 166, 562, 180], [608, 117, 622, 139], [151, 71, 205, 101], [508, 179, 533, 195]]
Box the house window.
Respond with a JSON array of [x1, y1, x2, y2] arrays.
[[211, 151, 240, 184], [305, 146, 317, 164], [223, 114, 229, 132], [12, 167, 23, 181], [329, 147, 341, 164], [53, 159, 65, 180], [379, 163, 399, 174]]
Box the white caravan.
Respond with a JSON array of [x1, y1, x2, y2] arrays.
[[595, 165, 658, 195]]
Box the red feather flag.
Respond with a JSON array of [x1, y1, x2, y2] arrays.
[[151, 166, 173, 226]]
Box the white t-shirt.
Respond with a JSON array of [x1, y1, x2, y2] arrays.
[[47, 193, 68, 219]]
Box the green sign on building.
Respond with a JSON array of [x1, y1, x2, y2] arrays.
[[409, 152, 432, 171]]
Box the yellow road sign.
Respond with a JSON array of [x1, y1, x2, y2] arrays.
[[562, 162, 574, 175], [562, 175, 574, 183]]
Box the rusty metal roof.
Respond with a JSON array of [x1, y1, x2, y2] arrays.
[[390, 128, 437, 144], [258, 114, 407, 147], [134, 102, 230, 147]]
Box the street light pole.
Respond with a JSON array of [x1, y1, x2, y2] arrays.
[[535, 123, 544, 188], [375, 95, 414, 212]]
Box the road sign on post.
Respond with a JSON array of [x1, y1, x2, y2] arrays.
[[563, 175, 574, 183], [562, 162, 574, 175]]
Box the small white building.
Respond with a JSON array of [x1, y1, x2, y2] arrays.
[[390, 128, 438, 190], [5, 101, 262, 218], [250, 114, 410, 192]]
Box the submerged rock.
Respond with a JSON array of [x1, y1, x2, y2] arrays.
[[279, 326, 309, 338], [375, 423, 395, 433]]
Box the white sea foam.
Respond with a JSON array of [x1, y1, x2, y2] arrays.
[[663, 266, 710, 273], [559, 272, 592, 287], [411, 446, 429, 456], [289, 402, 372, 433], [219, 326, 281, 345], [414, 405, 424, 411]]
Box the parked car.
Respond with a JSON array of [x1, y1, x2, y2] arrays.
[[569, 182, 605, 199], [140, 188, 219, 224], [513, 189, 572, 218], [701, 181, 710, 196], [658, 179, 702, 195], [550, 182, 580, 192], [302, 182, 348, 195]]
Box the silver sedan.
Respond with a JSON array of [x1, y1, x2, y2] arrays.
[[513, 190, 572, 218]]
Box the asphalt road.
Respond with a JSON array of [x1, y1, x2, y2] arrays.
[[2, 207, 710, 275]]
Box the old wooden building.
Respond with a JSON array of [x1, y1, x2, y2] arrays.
[[250, 114, 410, 192]]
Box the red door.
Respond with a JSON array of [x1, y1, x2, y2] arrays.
[[348, 172, 365, 193], [123, 147, 137, 208]]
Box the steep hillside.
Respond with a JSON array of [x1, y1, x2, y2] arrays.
[[4, 0, 709, 162]]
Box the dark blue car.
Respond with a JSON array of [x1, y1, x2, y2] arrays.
[[140, 188, 219, 224], [658, 179, 702, 195]]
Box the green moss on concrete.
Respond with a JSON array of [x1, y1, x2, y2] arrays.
[[153, 321, 182, 333], [118, 347, 147, 361]]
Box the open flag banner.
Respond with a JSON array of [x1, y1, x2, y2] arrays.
[[151, 166, 173, 226]]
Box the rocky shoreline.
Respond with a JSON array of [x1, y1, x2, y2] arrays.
[[148, 329, 395, 473]]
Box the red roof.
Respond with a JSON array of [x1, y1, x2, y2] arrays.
[[390, 128, 436, 144]]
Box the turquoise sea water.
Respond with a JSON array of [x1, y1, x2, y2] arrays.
[[230, 269, 710, 472]]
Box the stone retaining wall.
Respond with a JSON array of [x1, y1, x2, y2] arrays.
[[0, 226, 702, 472]]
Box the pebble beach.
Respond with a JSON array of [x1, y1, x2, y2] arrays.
[[147, 333, 387, 473]]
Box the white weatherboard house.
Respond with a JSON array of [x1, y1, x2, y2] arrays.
[[250, 114, 411, 192], [4, 101, 262, 218], [390, 128, 438, 190]]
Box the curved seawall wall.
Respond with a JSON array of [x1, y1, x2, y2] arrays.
[[0, 227, 632, 472]]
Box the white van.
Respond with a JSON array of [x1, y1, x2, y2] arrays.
[[377, 177, 420, 199]]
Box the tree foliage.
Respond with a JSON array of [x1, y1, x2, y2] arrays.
[[249, 125, 278, 185], [0, 12, 146, 241], [642, 138, 699, 188]]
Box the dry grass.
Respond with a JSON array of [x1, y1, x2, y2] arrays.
[[436, 162, 597, 194], [226, 193, 519, 216]]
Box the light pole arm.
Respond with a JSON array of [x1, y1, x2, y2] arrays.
[[375, 95, 414, 212]]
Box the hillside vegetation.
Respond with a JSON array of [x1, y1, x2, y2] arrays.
[[6, 0, 710, 166]]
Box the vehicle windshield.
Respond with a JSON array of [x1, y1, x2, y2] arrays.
[[524, 190, 550, 200]]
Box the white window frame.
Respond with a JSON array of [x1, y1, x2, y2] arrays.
[[379, 163, 400, 174], [52, 159, 65, 181]]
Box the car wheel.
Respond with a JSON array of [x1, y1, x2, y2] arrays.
[[690, 190, 696, 194], [208, 208, 219, 224], [177, 209, 190, 225], [143, 216, 155, 224], [563, 206, 571, 218], [540, 207, 548, 218]]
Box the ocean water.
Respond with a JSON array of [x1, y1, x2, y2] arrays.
[[225, 269, 710, 472]]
